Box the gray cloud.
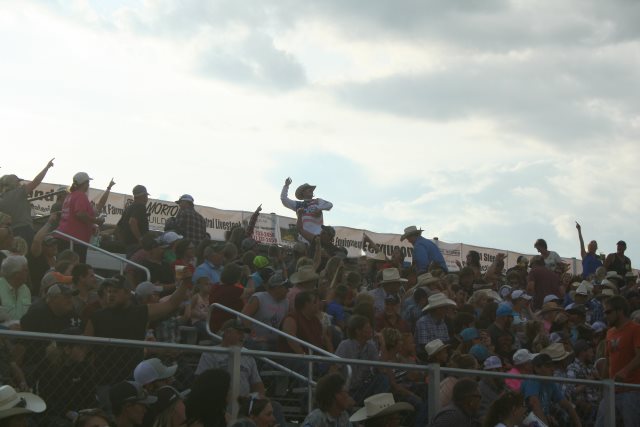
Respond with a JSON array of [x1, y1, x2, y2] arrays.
[[335, 49, 640, 143], [196, 32, 306, 90]]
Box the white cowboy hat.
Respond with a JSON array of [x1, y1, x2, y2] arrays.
[[349, 393, 413, 422], [289, 266, 319, 285], [0, 385, 46, 420], [424, 339, 450, 357], [380, 268, 408, 285], [422, 293, 456, 312], [400, 226, 423, 241], [295, 183, 316, 200]]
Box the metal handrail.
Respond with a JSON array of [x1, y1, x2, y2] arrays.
[[0, 329, 634, 426], [204, 321, 315, 386], [52, 230, 150, 281], [209, 303, 352, 381], [209, 302, 352, 414]]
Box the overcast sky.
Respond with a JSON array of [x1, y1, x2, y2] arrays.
[[2, 0, 639, 262]]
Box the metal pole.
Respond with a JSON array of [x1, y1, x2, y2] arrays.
[[229, 346, 242, 421], [427, 363, 440, 423], [308, 350, 314, 414], [603, 379, 615, 426]]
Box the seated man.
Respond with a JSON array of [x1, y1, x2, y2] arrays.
[[242, 272, 289, 351], [302, 373, 354, 427], [521, 353, 582, 427], [335, 314, 390, 405]]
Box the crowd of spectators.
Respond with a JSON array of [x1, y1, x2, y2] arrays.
[[0, 165, 639, 427]]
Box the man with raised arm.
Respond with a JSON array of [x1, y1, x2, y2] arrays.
[[281, 177, 332, 243]]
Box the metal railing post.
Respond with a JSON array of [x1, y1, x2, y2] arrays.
[[603, 379, 615, 426], [308, 349, 314, 414], [427, 363, 440, 423], [229, 346, 242, 421]]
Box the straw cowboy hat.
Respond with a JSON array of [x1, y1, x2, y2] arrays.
[[536, 302, 564, 316], [541, 343, 573, 362], [380, 268, 408, 285], [295, 183, 316, 200], [400, 226, 423, 241], [349, 393, 413, 422], [289, 266, 319, 285], [0, 385, 46, 420], [422, 293, 456, 312], [417, 273, 440, 287]]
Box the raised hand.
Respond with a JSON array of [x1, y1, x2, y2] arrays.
[[285, 177, 292, 186]]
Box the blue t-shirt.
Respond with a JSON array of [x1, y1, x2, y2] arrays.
[[326, 301, 345, 325], [582, 253, 602, 279], [521, 379, 563, 416]]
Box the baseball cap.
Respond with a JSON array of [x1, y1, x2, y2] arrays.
[[133, 358, 178, 386], [72, 172, 92, 185], [109, 381, 157, 410], [146, 386, 190, 421], [496, 303, 515, 317], [135, 281, 163, 298], [175, 194, 194, 204], [532, 353, 553, 367], [511, 290, 532, 301], [512, 349, 536, 365], [132, 185, 150, 197], [543, 294, 561, 305], [240, 238, 258, 252], [266, 271, 288, 289], [253, 256, 270, 269], [46, 284, 79, 297], [573, 340, 591, 355], [220, 319, 251, 334], [565, 303, 586, 315], [460, 327, 479, 343], [483, 355, 503, 370], [591, 321, 607, 333], [159, 231, 183, 246], [469, 344, 489, 363]]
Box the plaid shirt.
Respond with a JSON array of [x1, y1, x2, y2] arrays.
[[415, 313, 450, 346], [176, 207, 207, 245], [566, 358, 600, 404]]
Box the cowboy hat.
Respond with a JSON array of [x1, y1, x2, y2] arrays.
[[605, 271, 623, 281], [425, 339, 450, 357], [541, 343, 573, 362], [380, 268, 408, 285], [295, 183, 316, 200], [289, 266, 319, 285], [422, 293, 456, 312], [0, 385, 46, 420], [416, 273, 440, 287], [400, 226, 423, 241], [536, 302, 563, 316], [598, 279, 618, 291], [349, 393, 413, 422]]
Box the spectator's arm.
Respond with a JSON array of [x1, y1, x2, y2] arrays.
[[246, 204, 261, 237], [315, 198, 333, 211], [576, 222, 587, 259], [281, 317, 305, 354], [280, 177, 296, 210], [312, 237, 322, 271], [560, 398, 582, 427], [147, 279, 191, 322], [527, 396, 549, 425], [94, 179, 115, 215], [526, 277, 535, 295], [24, 158, 54, 193], [30, 212, 58, 257], [241, 296, 260, 328]]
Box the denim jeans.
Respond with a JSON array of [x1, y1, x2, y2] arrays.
[[596, 390, 640, 427]]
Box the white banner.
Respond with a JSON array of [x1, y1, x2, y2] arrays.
[[27, 182, 589, 274]]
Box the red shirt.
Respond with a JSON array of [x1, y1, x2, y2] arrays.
[[57, 190, 95, 242], [209, 284, 244, 333], [606, 320, 640, 387]]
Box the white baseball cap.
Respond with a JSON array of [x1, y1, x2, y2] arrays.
[[512, 349, 537, 365], [511, 290, 532, 301], [133, 358, 177, 385]]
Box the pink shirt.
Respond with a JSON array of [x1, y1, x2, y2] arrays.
[[57, 190, 95, 242], [505, 367, 522, 391]]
